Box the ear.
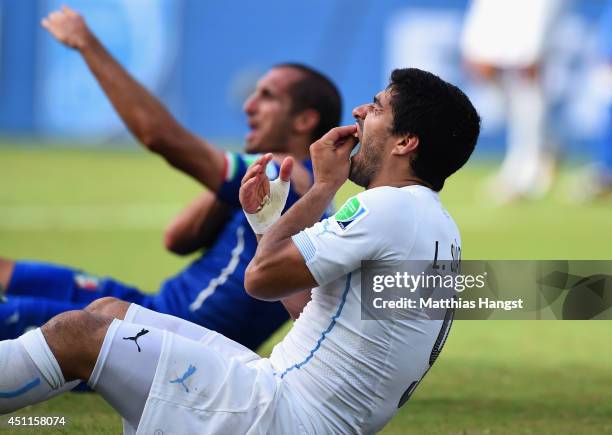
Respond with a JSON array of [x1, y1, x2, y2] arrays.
[[391, 133, 419, 156], [292, 109, 320, 136]]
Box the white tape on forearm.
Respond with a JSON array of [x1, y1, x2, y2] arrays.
[[244, 178, 290, 234]]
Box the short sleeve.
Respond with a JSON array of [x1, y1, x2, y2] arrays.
[[291, 188, 414, 286]]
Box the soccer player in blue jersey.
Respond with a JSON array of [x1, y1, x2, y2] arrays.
[[0, 6, 341, 350]]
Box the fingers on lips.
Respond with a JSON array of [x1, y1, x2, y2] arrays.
[[321, 125, 358, 147]]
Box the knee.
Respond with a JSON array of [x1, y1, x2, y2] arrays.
[[84, 297, 130, 319], [44, 310, 110, 346], [84, 297, 119, 314], [42, 310, 112, 380]]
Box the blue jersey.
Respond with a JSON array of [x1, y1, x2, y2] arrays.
[[3, 152, 328, 350], [153, 152, 323, 348]]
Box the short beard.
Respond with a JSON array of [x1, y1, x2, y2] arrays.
[[247, 118, 294, 153], [349, 136, 382, 187]]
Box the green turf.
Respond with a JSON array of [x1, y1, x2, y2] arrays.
[[1, 146, 611, 434]]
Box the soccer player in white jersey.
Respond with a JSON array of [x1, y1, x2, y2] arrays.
[[0, 68, 480, 434], [461, 0, 564, 202]]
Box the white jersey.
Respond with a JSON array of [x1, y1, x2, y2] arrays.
[[270, 185, 461, 434]]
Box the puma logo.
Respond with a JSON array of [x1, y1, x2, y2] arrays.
[[122, 328, 149, 352], [169, 365, 197, 393]]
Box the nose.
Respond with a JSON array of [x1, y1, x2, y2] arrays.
[[243, 93, 258, 114], [352, 103, 368, 121]]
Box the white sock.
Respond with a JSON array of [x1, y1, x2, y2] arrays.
[[0, 329, 79, 415]]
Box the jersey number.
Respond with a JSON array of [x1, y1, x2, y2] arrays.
[[397, 306, 454, 408], [398, 241, 457, 408]]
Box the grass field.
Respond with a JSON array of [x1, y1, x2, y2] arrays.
[[1, 145, 612, 434]]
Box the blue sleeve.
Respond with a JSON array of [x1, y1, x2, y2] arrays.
[[216, 152, 280, 208]]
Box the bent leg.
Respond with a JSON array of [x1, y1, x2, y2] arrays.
[[85, 298, 257, 362], [7, 260, 154, 307], [0, 310, 109, 415], [0, 309, 162, 430], [126, 304, 258, 361], [6, 260, 85, 300], [87, 319, 162, 429], [0, 296, 98, 340], [0, 296, 90, 340]]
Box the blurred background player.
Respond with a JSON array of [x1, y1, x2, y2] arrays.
[[461, 0, 565, 203], [578, 1, 612, 200], [0, 6, 341, 350]]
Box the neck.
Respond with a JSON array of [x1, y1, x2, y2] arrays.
[[366, 164, 432, 190], [367, 178, 430, 190], [285, 137, 312, 161]]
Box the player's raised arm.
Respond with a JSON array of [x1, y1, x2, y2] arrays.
[[41, 6, 225, 191], [240, 126, 358, 301]]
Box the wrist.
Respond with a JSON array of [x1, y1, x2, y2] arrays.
[[308, 182, 339, 210], [244, 178, 291, 235], [312, 181, 342, 196], [77, 29, 96, 52]]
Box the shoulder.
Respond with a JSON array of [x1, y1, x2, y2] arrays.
[[355, 186, 415, 218], [333, 187, 415, 232], [357, 186, 412, 206]]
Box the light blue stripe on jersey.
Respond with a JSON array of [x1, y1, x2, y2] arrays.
[[277, 273, 352, 379], [291, 231, 317, 263], [0, 377, 41, 398]]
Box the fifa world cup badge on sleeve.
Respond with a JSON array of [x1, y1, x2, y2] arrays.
[[333, 197, 368, 231]]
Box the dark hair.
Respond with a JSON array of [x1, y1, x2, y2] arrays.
[[388, 68, 480, 191], [275, 63, 342, 142]]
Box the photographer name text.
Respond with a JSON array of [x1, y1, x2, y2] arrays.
[[372, 297, 525, 311]]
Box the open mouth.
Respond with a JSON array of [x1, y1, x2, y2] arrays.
[[350, 122, 362, 158], [246, 120, 259, 141], [354, 121, 362, 144]]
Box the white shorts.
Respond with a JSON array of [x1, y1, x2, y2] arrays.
[[94, 320, 304, 435], [461, 0, 564, 68]]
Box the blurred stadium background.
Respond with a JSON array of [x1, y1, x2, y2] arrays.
[[1, 0, 612, 434], [1, 0, 610, 152]]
